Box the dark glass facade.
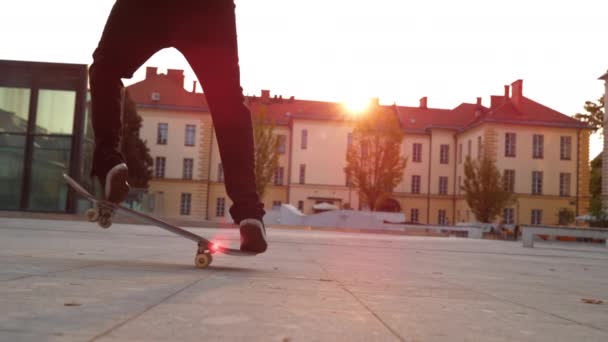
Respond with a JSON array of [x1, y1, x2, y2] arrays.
[[0, 60, 89, 213]]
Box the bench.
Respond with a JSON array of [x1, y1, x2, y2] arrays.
[[522, 226, 608, 248]]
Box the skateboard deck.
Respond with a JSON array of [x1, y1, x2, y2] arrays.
[[63, 173, 255, 268]]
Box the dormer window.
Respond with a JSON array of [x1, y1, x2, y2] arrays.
[[151, 92, 161, 101]]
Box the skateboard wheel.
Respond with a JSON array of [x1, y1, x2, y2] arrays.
[[98, 216, 112, 229], [195, 253, 212, 268], [85, 208, 99, 222]]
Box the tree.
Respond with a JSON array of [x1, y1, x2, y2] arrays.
[[252, 105, 280, 200], [589, 154, 602, 218], [120, 90, 153, 188], [462, 154, 514, 223], [574, 95, 604, 132], [344, 106, 407, 211], [557, 208, 575, 226]]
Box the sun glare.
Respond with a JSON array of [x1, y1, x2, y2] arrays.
[[343, 98, 370, 116]]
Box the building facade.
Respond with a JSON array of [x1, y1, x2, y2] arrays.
[[129, 67, 591, 226]]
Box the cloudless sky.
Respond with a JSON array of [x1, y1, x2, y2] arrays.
[[2, 0, 607, 157]]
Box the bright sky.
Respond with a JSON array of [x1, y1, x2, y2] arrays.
[[2, 0, 607, 157]]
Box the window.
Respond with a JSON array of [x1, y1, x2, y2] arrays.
[[157, 123, 168, 145], [439, 176, 448, 195], [185, 124, 196, 146], [272, 201, 282, 210], [411, 175, 421, 194], [216, 198, 226, 217], [532, 171, 543, 195], [457, 176, 462, 194], [532, 134, 544, 159], [440, 144, 449, 164], [458, 143, 463, 164], [151, 92, 160, 101], [180, 193, 192, 215], [413, 143, 422, 163], [438, 210, 448, 225], [274, 167, 284, 186], [277, 134, 286, 154], [410, 208, 419, 223], [301, 129, 308, 149], [560, 136, 572, 160], [154, 157, 166, 178], [560, 173, 571, 197], [347, 132, 353, 147], [503, 208, 514, 224], [346, 172, 352, 187], [467, 140, 472, 158], [503, 169, 515, 192], [477, 136, 483, 159], [505, 133, 516, 157], [299, 164, 306, 184], [531, 209, 542, 225], [217, 163, 224, 182], [297, 200, 304, 212], [183, 158, 194, 180]]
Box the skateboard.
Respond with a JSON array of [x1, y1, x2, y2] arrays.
[[63, 173, 256, 268]]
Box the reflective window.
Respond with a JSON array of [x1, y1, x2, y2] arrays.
[[0, 87, 30, 133], [35, 90, 76, 134], [0, 134, 25, 209], [27, 136, 71, 211]]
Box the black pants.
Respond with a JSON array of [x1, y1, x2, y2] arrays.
[[90, 0, 264, 223]]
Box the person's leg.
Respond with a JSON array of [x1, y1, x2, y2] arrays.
[[175, 1, 266, 252], [90, 0, 169, 201]]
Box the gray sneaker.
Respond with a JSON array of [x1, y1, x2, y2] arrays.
[[239, 219, 267, 254]]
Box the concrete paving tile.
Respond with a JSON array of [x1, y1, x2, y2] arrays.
[[359, 296, 608, 342], [94, 303, 398, 342], [2, 218, 608, 342]]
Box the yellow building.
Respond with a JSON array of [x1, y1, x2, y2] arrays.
[[129, 68, 590, 226]]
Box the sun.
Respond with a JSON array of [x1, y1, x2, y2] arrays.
[[343, 97, 370, 116]]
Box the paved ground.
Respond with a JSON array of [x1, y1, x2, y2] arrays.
[[1, 217, 607, 342]]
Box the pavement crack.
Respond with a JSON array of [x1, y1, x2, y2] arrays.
[[87, 275, 208, 342], [443, 278, 608, 333], [315, 262, 405, 342]]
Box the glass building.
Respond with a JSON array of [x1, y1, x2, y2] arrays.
[[0, 60, 91, 213]]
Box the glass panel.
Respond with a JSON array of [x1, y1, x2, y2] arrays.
[[0, 133, 25, 209], [35, 89, 76, 134], [0, 87, 31, 133], [27, 135, 72, 211]]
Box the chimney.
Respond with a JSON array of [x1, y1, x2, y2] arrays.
[[261, 90, 270, 102], [503, 85, 510, 99], [146, 67, 158, 79], [167, 69, 185, 88], [419, 96, 428, 109], [475, 97, 483, 116], [511, 79, 523, 108], [371, 97, 380, 106], [192, 80, 197, 93]]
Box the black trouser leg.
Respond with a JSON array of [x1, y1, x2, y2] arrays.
[[89, 0, 168, 177], [176, 1, 264, 224]]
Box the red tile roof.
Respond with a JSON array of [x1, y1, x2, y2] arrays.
[[128, 72, 209, 111], [466, 96, 589, 130], [395, 104, 480, 133], [128, 70, 590, 132]]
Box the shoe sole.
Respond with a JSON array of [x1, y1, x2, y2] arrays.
[[240, 222, 267, 254]]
